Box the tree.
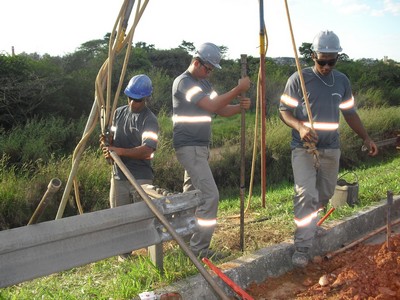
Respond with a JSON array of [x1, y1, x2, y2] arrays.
[[0, 55, 63, 129], [178, 40, 195, 54], [134, 42, 155, 52], [299, 42, 313, 63]]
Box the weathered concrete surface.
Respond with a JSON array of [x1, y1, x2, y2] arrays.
[[153, 195, 400, 300]]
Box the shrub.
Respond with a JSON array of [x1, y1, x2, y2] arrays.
[[1, 106, 399, 229], [0, 116, 89, 165]]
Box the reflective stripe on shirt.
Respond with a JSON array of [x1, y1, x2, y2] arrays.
[[142, 131, 158, 142], [280, 94, 299, 107], [339, 96, 355, 110], [172, 115, 212, 124], [303, 122, 339, 131], [186, 86, 203, 102]]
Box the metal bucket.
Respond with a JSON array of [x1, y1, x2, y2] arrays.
[[330, 172, 359, 208]]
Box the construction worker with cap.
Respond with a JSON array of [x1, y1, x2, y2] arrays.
[[172, 42, 251, 260], [101, 74, 159, 261], [279, 30, 378, 268]]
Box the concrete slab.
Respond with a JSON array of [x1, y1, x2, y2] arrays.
[[149, 195, 400, 300]]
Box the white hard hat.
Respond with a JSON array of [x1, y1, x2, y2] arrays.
[[311, 30, 342, 53], [194, 42, 222, 69]]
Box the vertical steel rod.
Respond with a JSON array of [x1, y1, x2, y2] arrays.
[[259, 0, 267, 207], [240, 54, 247, 252], [386, 190, 393, 250]]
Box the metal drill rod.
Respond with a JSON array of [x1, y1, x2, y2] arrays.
[[240, 54, 247, 252], [386, 190, 393, 250]]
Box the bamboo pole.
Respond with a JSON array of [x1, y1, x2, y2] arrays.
[[283, 0, 320, 168], [56, 0, 149, 219]]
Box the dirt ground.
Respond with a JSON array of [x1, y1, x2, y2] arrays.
[[245, 233, 400, 300]]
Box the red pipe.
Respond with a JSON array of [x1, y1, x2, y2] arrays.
[[202, 258, 255, 300], [317, 207, 336, 226]]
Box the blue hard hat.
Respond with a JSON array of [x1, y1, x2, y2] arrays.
[[124, 74, 153, 99]]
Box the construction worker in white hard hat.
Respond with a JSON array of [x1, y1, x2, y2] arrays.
[[279, 30, 378, 268], [101, 74, 159, 261], [172, 42, 251, 261]]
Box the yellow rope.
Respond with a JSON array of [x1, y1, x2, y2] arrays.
[[57, 0, 150, 218]]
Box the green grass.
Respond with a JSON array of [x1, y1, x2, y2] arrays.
[[2, 155, 399, 300], [1, 106, 399, 298]]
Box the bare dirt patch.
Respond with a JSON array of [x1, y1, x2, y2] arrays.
[[213, 213, 294, 255], [245, 233, 400, 300]]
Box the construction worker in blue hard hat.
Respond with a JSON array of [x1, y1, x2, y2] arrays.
[[279, 30, 378, 268], [101, 74, 159, 261], [172, 42, 252, 261]]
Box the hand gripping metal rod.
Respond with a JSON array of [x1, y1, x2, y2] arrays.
[[109, 151, 230, 300]]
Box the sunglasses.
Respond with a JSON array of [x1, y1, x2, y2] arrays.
[[129, 97, 144, 103], [199, 60, 213, 73], [315, 58, 337, 67]]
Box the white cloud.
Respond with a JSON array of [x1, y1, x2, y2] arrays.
[[382, 0, 400, 15], [339, 3, 371, 14], [324, 0, 400, 16]]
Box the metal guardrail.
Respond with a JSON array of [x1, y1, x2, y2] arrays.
[[0, 190, 202, 288]]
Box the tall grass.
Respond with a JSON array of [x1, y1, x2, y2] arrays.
[[1, 107, 399, 229], [2, 156, 399, 300], [0, 155, 32, 229]]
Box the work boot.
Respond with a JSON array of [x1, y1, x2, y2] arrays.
[[292, 247, 309, 268], [195, 248, 230, 262]]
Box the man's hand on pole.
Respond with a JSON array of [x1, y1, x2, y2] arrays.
[[238, 96, 251, 110], [238, 76, 251, 93]]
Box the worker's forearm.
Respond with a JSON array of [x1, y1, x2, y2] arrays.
[[114, 146, 153, 160], [216, 104, 241, 117], [279, 111, 302, 132], [208, 87, 242, 112]]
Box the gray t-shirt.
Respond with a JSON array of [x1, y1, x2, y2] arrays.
[[111, 105, 159, 180], [279, 67, 356, 149], [172, 70, 215, 148]]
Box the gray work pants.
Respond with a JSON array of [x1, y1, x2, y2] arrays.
[[291, 148, 340, 248], [110, 176, 161, 259], [175, 146, 219, 253], [110, 177, 153, 208]]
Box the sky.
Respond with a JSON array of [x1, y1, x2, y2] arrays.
[[1, 0, 399, 61]]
